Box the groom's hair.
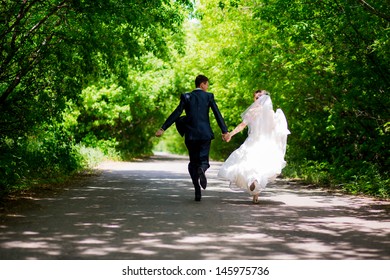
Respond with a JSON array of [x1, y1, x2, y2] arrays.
[[195, 75, 209, 88]]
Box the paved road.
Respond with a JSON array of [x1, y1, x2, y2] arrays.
[[0, 153, 389, 260]]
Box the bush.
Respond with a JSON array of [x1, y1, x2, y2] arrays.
[[283, 159, 389, 199], [0, 124, 85, 196]]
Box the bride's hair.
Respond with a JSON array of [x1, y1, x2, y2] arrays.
[[254, 89, 269, 96]]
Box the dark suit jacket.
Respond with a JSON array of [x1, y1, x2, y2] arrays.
[[161, 89, 228, 140]]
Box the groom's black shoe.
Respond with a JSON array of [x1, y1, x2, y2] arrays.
[[195, 195, 201, 201], [198, 167, 207, 190]]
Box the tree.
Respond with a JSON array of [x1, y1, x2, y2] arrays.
[[0, 0, 192, 192], [258, 0, 390, 170], [169, 0, 389, 196]]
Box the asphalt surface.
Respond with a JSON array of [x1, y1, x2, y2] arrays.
[[0, 153, 389, 260]]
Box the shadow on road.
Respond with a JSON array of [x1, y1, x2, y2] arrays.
[[0, 154, 389, 259]]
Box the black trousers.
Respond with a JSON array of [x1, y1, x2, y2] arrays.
[[185, 139, 211, 197]]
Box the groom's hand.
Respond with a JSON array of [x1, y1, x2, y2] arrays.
[[155, 128, 164, 137]]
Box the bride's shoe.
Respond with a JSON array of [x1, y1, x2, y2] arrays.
[[252, 194, 259, 204], [249, 181, 256, 191]]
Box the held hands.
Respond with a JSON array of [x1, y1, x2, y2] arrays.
[[222, 132, 231, 142], [224, 122, 246, 142]]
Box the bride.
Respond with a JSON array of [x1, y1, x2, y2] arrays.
[[218, 90, 290, 203]]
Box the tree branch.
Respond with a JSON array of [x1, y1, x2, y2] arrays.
[[357, 0, 390, 22], [0, 0, 71, 105]]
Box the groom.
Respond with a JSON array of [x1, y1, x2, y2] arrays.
[[155, 75, 229, 201]]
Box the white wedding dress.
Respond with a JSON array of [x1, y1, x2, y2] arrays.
[[218, 95, 290, 195]]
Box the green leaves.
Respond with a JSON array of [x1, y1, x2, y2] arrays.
[[0, 0, 388, 197], [0, 0, 192, 193], [172, 0, 389, 197]]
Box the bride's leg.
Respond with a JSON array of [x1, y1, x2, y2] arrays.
[[249, 180, 260, 203], [252, 193, 259, 204]]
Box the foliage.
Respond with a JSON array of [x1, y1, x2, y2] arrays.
[[0, 0, 192, 194], [159, 0, 389, 197], [0, 122, 82, 195], [70, 54, 180, 159], [256, 0, 390, 197], [1, 0, 388, 198], [75, 144, 106, 169], [257, 0, 389, 166]]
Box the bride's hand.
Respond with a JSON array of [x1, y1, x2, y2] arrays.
[[227, 134, 232, 142]]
